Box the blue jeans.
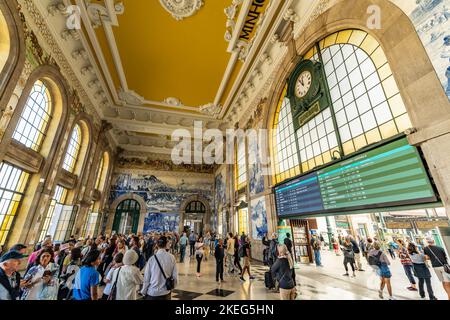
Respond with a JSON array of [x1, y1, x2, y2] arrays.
[[314, 250, 321, 266], [180, 244, 186, 262], [403, 264, 416, 285]]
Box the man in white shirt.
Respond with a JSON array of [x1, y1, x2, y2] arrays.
[[141, 236, 178, 300]]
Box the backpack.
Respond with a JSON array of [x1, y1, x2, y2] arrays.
[[312, 239, 320, 250], [368, 251, 383, 267]]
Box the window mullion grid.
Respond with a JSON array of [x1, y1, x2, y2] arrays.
[[316, 42, 345, 158]]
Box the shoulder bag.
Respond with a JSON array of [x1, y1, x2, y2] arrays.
[[154, 255, 175, 291], [107, 267, 122, 300], [427, 247, 450, 274]]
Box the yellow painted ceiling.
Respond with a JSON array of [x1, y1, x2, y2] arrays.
[[95, 0, 239, 108]]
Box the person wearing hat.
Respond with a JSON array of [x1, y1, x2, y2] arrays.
[[0, 251, 28, 300], [110, 249, 143, 300], [141, 236, 178, 300]]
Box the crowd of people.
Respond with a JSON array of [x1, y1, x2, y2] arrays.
[[1, 229, 449, 301], [0, 229, 259, 300]]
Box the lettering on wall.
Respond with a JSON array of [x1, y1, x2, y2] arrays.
[[239, 0, 270, 42]]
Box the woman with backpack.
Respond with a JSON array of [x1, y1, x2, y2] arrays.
[[408, 243, 437, 300], [270, 244, 296, 300], [57, 247, 81, 300], [368, 242, 395, 300], [341, 237, 356, 277]]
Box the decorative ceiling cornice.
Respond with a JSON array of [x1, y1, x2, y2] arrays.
[[159, 0, 205, 21], [19, 0, 102, 128]]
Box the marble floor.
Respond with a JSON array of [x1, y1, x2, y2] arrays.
[[169, 249, 449, 300]]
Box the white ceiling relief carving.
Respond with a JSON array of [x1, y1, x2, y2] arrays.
[[159, 0, 205, 21]]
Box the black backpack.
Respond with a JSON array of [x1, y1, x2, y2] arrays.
[[368, 251, 383, 266]]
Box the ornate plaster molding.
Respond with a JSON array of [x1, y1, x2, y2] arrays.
[[224, 0, 243, 42], [159, 0, 205, 21], [19, 0, 102, 127], [86, 1, 125, 28], [118, 88, 145, 106], [199, 102, 221, 119], [164, 97, 184, 106]]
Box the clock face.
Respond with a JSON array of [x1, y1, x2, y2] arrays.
[[295, 71, 312, 98]]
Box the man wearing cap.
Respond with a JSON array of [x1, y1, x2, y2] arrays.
[[0, 251, 28, 300]]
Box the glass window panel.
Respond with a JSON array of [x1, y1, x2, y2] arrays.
[[336, 109, 347, 127], [378, 63, 392, 81], [345, 102, 358, 121], [349, 118, 364, 137], [353, 134, 367, 151], [371, 46, 388, 68], [335, 64, 347, 81], [382, 75, 399, 98], [388, 94, 407, 117], [0, 162, 29, 245], [379, 120, 397, 139], [339, 124, 351, 142], [366, 128, 382, 144], [395, 114, 412, 132], [360, 111, 377, 131], [374, 102, 393, 124], [341, 44, 354, 59], [317, 123, 326, 138], [62, 125, 82, 173], [342, 91, 354, 106], [349, 68, 363, 87], [12, 80, 52, 152], [356, 93, 372, 114], [360, 34, 379, 55], [336, 30, 352, 44], [345, 53, 358, 72], [348, 30, 366, 46], [352, 82, 366, 99], [368, 84, 386, 107], [339, 77, 351, 95]]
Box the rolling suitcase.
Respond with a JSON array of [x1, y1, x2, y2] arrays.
[[264, 271, 275, 289]]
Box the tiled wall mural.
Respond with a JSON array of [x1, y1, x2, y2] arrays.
[[110, 171, 213, 232], [248, 126, 265, 196], [392, 0, 450, 100], [250, 196, 268, 240], [214, 166, 227, 233]]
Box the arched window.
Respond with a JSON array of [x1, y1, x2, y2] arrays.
[[39, 185, 67, 241], [95, 155, 104, 190], [62, 124, 82, 173], [235, 137, 247, 191], [272, 29, 411, 184], [0, 162, 29, 245], [12, 80, 52, 151], [84, 202, 100, 238], [0, 9, 10, 76]]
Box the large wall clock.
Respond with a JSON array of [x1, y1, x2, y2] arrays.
[[287, 59, 331, 132]]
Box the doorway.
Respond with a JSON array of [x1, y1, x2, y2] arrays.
[[184, 200, 206, 235], [112, 199, 140, 235]]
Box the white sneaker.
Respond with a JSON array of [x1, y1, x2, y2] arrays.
[[388, 296, 396, 300], [378, 290, 384, 299]]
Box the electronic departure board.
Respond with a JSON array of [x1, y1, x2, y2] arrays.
[[274, 137, 438, 218]]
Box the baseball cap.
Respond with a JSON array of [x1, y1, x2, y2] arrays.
[[0, 250, 28, 263]]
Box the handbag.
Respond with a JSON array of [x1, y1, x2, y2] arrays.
[[154, 255, 175, 291], [107, 267, 121, 300], [427, 247, 450, 274]]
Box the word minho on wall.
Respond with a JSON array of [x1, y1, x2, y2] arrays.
[[239, 0, 270, 41]]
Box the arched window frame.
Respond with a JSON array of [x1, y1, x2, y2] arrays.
[[271, 29, 411, 184], [12, 79, 52, 152], [62, 124, 82, 173]]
